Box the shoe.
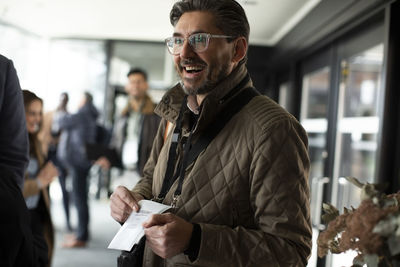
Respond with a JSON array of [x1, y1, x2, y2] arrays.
[[64, 233, 76, 241], [62, 238, 87, 248]]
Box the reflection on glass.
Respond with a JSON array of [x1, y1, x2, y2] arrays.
[[333, 44, 384, 211], [279, 82, 288, 109], [301, 67, 330, 180], [301, 67, 330, 231], [302, 67, 330, 267]]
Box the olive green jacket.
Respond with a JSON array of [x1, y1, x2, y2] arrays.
[[133, 62, 312, 267]]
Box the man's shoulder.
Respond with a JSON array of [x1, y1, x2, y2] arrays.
[[242, 94, 298, 131], [0, 55, 12, 83], [0, 54, 11, 67]]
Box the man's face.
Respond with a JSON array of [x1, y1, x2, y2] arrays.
[[125, 73, 148, 98], [173, 11, 237, 95]]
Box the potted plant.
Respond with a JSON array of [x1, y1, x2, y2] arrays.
[[317, 177, 400, 267]]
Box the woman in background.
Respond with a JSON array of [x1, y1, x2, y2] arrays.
[[22, 90, 58, 267]]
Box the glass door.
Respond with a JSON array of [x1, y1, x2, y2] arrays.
[[299, 21, 385, 267], [301, 65, 331, 267], [329, 43, 384, 267]]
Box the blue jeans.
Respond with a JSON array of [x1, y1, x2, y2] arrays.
[[70, 165, 90, 241]]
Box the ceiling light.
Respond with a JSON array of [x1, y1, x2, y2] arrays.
[[237, 0, 258, 5]]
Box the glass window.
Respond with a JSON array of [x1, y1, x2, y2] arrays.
[[301, 66, 330, 180], [333, 44, 384, 211], [47, 39, 107, 113], [110, 41, 177, 90]]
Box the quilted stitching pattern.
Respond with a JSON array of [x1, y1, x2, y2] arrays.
[[135, 86, 312, 266]]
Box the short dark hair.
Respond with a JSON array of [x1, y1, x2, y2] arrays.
[[170, 0, 250, 43], [127, 68, 148, 81], [84, 91, 93, 104]]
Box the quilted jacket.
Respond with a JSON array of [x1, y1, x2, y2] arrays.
[[132, 62, 312, 267]]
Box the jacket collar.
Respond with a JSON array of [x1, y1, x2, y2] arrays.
[[155, 62, 253, 133], [121, 93, 155, 117]]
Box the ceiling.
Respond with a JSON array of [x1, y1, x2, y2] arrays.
[[0, 0, 321, 46]]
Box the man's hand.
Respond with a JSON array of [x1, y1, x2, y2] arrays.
[[143, 213, 193, 259], [109, 186, 144, 223], [95, 156, 111, 170]]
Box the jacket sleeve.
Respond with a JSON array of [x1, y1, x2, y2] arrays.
[[191, 118, 312, 267], [0, 58, 29, 190], [22, 179, 41, 198], [132, 119, 168, 199], [58, 111, 84, 130]]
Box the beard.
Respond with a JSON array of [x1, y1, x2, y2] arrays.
[[178, 58, 231, 96]]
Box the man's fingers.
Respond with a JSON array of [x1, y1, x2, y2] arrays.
[[109, 186, 144, 223], [110, 197, 131, 222], [118, 187, 140, 211], [143, 213, 173, 228], [110, 189, 134, 221]]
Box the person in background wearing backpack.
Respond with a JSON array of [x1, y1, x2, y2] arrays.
[[110, 1, 312, 266], [57, 91, 98, 248]]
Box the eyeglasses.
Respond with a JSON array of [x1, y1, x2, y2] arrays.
[[165, 33, 234, 55]]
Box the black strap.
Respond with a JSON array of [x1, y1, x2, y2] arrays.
[[184, 87, 259, 173], [156, 96, 187, 201], [157, 85, 260, 203]]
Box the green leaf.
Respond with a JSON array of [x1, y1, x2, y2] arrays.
[[388, 235, 400, 256], [329, 240, 342, 254], [353, 254, 365, 266], [321, 203, 340, 224], [361, 184, 380, 201], [383, 196, 398, 208], [345, 176, 365, 188], [373, 214, 400, 238], [363, 254, 379, 267]]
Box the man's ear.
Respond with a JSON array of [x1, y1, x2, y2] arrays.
[[232, 37, 247, 63]]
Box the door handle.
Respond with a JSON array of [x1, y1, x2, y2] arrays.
[[311, 176, 329, 230]]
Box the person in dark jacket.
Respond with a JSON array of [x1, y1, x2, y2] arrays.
[[0, 167, 48, 267], [57, 91, 98, 248], [96, 68, 160, 176], [0, 54, 29, 190], [0, 55, 46, 266]]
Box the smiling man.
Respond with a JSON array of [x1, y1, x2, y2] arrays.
[[110, 0, 312, 266]]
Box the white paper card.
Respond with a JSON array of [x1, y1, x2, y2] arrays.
[[107, 200, 171, 251]]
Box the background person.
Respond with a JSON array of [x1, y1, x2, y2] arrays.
[[0, 166, 48, 267], [96, 68, 160, 177], [39, 92, 72, 231], [22, 89, 58, 267], [0, 54, 29, 190], [0, 55, 46, 267], [57, 91, 98, 248]]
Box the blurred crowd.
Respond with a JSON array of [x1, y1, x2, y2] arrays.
[[0, 54, 159, 267]]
